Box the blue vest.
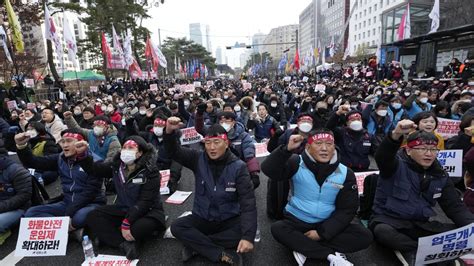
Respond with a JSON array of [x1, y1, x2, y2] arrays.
[[286, 156, 348, 223], [407, 101, 432, 119], [373, 158, 448, 221], [87, 131, 118, 160], [387, 108, 405, 131], [193, 153, 245, 221], [367, 112, 391, 136]]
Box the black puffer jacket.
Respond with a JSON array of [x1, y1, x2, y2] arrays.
[[80, 146, 166, 226], [0, 155, 32, 212]]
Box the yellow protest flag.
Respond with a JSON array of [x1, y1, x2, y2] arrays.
[[5, 0, 24, 53]]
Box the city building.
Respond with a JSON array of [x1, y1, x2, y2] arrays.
[[240, 50, 251, 68], [348, 0, 404, 57], [215, 46, 223, 65], [380, 0, 474, 75], [251, 32, 267, 54], [189, 23, 211, 52], [262, 24, 298, 64], [318, 0, 351, 55], [299, 0, 317, 59]]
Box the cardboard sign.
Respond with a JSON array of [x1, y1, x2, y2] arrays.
[[165, 191, 192, 204], [315, 84, 326, 93], [26, 103, 36, 110], [255, 142, 270, 158], [90, 86, 98, 92], [81, 255, 138, 266], [7, 100, 17, 111], [354, 171, 380, 195], [149, 84, 158, 92], [206, 80, 214, 86], [415, 223, 474, 265], [15, 217, 69, 257], [437, 150, 463, 177], [193, 81, 202, 88], [436, 118, 461, 140], [159, 169, 170, 195], [25, 79, 35, 87], [179, 127, 203, 145]]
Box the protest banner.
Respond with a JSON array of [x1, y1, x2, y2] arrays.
[[436, 118, 461, 140], [255, 142, 270, 158], [183, 84, 195, 93], [7, 100, 17, 111], [354, 171, 380, 195], [437, 150, 463, 177], [206, 80, 214, 86], [243, 82, 252, 90], [160, 169, 170, 195], [90, 86, 98, 93], [415, 223, 474, 265], [193, 81, 202, 87], [15, 217, 69, 257], [179, 127, 203, 145], [149, 84, 158, 92], [25, 79, 34, 87], [81, 255, 138, 266], [315, 84, 326, 93]]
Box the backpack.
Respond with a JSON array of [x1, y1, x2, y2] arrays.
[[358, 173, 379, 220], [31, 175, 50, 206]]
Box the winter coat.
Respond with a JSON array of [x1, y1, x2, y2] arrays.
[[0, 156, 32, 213]]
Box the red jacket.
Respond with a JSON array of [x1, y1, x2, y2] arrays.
[[109, 111, 122, 123]]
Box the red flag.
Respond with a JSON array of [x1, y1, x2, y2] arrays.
[[129, 57, 143, 79], [145, 36, 159, 72], [294, 50, 300, 71], [101, 32, 112, 68]]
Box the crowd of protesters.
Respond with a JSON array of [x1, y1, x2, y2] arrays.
[[0, 57, 473, 265]]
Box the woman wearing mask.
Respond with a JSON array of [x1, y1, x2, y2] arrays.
[[268, 96, 288, 129], [84, 136, 166, 260], [404, 89, 432, 119], [402, 112, 444, 150], [387, 96, 407, 131], [105, 104, 122, 124], [233, 103, 249, 128]]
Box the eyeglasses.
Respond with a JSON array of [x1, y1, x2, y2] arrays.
[[411, 147, 440, 154]]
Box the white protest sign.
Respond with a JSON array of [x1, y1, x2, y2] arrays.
[[26, 103, 36, 110], [183, 84, 195, 93], [149, 84, 158, 92], [193, 81, 202, 88], [15, 217, 69, 257], [160, 169, 170, 195], [283, 76, 291, 82], [302, 76, 309, 82], [179, 127, 203, 145], [315, 84, 326, 93], [206, 80, 214, 86], [354, 171, 380, 195], [165, 191, 192, 204], [25, 79, 35, 87], [437, 150, 463, 177], [90, 86, 98, 92], [255, 142, 270, 158], [7, 100, 17, 111], [436, 118, 461, 140], [415, 223, 474, 265], [81, 254, 139, 266], [243, 82, 252, 90]]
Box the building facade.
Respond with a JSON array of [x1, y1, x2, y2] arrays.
[[318, 0, 351, 55], [251, 32, 267, 54], [262, 24, 298, 64], [189, 23, 211, 52], [299, 0, 316, 58], [215, 46, 223, 65]]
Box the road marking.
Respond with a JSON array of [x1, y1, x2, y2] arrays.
[[0, 251, 23, 266]]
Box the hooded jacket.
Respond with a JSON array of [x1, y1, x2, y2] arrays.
[[44, 115, 67, 144], [0, 156, 32, 213]]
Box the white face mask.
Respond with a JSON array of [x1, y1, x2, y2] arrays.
[[153, 127, 164, 136], [139, 110, 146, 115], [74, 109, 82, 115], [106, 107, 114, 113], [223, 95, 229, 99], [419, 97, 429, 104], [93, 126, 104, 136], [26, 129, 38, 139], [101, 105, 107, 111], [349, 120, 363, 131], [150, 104, 156, 109], [220, 122, 232, 132], [120, 150, 137, 165], [271, 102, 277, 108], [404, 92, 410, 97], [184, 100, 190, 107], [234, 106, 241, 112], [376, 110, 388, 117], [298, 122, 312, 133], [391, 103, 402, 109], [375, 91, 382, 96]]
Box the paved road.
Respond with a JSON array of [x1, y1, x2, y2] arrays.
[[1, 157, 408, 266]]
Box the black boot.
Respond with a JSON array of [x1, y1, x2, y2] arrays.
[[119, 241, 139, 260]]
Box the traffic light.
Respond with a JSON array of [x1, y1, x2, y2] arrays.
[[246, 45, 252, 49], [226, 46, 232, 50]]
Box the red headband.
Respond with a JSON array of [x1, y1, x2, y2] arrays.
[[298, 116, 313, 123], [347, 113, 362, 121], [154, 118, 166, 126], [307, 133, 335, 145], [94, 120, 108, 126], [123, 140, 139, 148], [63, 132, 84, 142], [407, 139, 438, 148], [204, 134, 228, 142]]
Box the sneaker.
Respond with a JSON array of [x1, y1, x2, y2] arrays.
[[0, 230, 11, 245], [119, 241, 139, 260], [181, 246, 198, 262], [293, 251, 307, 266], [328, 252, 353, 266], [394, 250, 416, 266], [220, 251, 243, 266]]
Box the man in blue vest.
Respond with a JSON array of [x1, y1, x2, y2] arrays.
[[404, 89, 432, 119], [164, 117, 257, 266], [262, 130, 373, 266], [63, 111, 121, 163], [370, 120, 474, 265]]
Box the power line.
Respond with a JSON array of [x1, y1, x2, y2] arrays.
[[158, 28, 252, 39]]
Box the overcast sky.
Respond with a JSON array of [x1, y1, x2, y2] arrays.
[[143, 0, 312, 68]]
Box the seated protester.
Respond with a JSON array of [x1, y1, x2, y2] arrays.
[[84, 136, 166, 260], [362, 100, 391, 137], [451, 99, 473, 121], [15, 129, 106, 236], [311, 101, 331, 129], [404, 90, 432, 119], [24, 121, 61, 185], [464, 146, 474, 213], [196, 111, 260, 189], [267, 113, 314, 154], [370, 121, 474, 265], [268, 96, 288, 129], [164, 119, 257, 266], [41, 107, 67, 144], [24, 109, 41, 123], [233, 103, 248, 128], [104, 103, 122, 124], [248, 103, 281, 142], [262, 130, 373, 266], [387, 96, 407, 131], [63, 111, 121, 163], [408, 112, 444, 150], [433, 100, 453, 119], [0, 138, 32, 244], [78, 106, 96, 129], [326, 107, 374, 172]]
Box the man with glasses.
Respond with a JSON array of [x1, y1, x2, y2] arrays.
[[370, 120, 474, 265], [262, 129, 373, 266]]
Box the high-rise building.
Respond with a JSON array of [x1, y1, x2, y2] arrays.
[[318, 0, 351, 54], [348, 0, 404, 56], [189, 23, 211, 52], [215, 46, 223, 65], [251, 32, 267, 54], [262, 25, 298, 63], [299, 0, 317, 59]]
